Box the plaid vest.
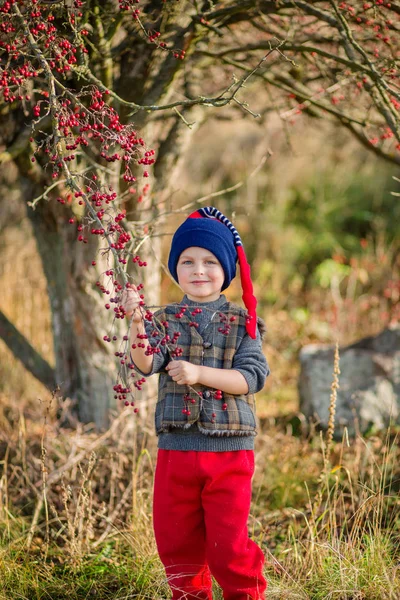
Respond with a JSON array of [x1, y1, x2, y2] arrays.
[[150, 302, 258, 437]]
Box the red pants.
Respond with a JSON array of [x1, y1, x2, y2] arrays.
[[153, 449, 267, 600]]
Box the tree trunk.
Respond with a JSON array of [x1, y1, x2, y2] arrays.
[[25, 180, 120, 429]]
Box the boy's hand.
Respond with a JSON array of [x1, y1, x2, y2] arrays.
[[166, 360, 200, 386], [120, 285, 142, 321]]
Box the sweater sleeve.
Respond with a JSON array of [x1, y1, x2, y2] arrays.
[[133, 349, 168, 377], [232, 327, 270, 394]]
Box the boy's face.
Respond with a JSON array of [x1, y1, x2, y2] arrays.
[[176, 246, 225, 303]]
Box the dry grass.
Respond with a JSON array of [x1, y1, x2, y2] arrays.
[[0, 367, 399, 599]]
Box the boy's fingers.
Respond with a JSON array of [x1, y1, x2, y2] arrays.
[[166, 365, 182, 377], [121, 289, 140, 309]]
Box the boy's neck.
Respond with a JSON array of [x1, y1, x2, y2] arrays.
[[182, 294, 226, 306]]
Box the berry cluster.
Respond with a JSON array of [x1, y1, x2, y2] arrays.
[[212, 389, 227, 411], [113, 383, 139, 412], [117, 0, 185, 58], [182, 392, 197, 415], [175, 305, 188, 320], [217, 312, 236, 335]]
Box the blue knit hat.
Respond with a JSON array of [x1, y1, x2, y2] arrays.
[[168, 212, 237, 291], [168, 207, 258, 338]]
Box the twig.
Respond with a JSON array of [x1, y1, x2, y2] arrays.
[[35, 411, 128, 488], [28, 178, 67, 208], [145, 149, 273, 226], [26, 390, 58, 551], [173, 107, 195, 129], [92, 480, 133, 548], [69, 47, 279, 117], [312, 342, 341, 517], [329, 0, 400, 140], [220, 55, 369, 127]]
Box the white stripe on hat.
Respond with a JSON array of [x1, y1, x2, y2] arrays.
[[198, 206, 243, 247]]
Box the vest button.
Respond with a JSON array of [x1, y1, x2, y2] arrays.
[[203, 390, 211, 399], [203, 341, 212, 349]]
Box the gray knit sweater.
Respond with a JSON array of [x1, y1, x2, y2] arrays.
[[138, 295, 269, 451]]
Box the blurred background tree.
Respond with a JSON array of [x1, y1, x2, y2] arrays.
[[0, 0, 399, 426]]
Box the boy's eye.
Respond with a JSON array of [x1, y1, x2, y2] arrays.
[[180, 259, 217, 265]]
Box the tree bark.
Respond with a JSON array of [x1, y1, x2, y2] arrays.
[[22, 175, 121, 429]]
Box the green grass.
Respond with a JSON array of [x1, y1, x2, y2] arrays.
[[0, 539, 168, 600]]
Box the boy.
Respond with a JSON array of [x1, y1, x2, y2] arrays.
[[122, 207, 270, 600]]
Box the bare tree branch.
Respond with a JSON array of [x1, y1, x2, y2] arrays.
[[0, 310, 55, 389], [341, 120, 400, 166]]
